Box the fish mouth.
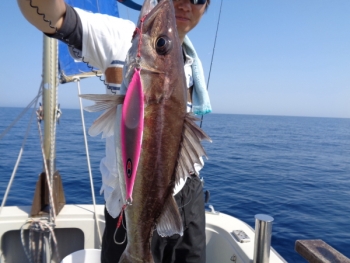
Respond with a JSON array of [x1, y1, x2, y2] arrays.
[[139, 66, 165, 75], [125, 61, 165, 80], [123, 59, 165, 87]]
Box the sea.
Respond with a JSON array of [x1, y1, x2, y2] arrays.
[[0, 106, 349, 262]]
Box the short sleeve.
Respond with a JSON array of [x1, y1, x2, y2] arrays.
[[73, 8, 136, 72]]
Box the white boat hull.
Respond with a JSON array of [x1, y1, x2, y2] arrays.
[[0, 205, 286, 263]]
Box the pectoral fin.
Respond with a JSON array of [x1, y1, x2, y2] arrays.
[[79, 94, 125, 138], [156, 194, 183, 237], [175, 113, 212, 183]]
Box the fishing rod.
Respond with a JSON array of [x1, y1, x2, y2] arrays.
[[200, 0, 224, 128]]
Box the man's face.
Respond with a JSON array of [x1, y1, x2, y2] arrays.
[[173, 0, 207, 39]]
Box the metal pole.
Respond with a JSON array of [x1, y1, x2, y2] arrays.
[[42, 35, 58, 172], [253, 214, 274, 263]]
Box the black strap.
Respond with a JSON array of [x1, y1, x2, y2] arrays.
[[45, 4, 83, 51]]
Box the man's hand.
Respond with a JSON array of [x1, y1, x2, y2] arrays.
[[17, 0, 66, 33]]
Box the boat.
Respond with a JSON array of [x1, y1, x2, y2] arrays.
[[0, 0, 287, 262]]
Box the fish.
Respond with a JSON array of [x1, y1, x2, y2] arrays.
[[81, 0, 211, 262]]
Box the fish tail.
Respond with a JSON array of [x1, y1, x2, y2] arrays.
[[79, 94, 125, 138]]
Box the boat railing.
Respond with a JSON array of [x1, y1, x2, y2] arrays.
[[295, 239, 350, 263]]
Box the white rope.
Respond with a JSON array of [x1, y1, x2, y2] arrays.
[[0, 90, 42, 140], [0, 84, 42, 215], [20, 218, 60, 263], [37, 119, 57, 221], [75, 77, 103, 246]]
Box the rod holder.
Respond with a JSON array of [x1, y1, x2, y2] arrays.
[[253, 214, 274, 263]]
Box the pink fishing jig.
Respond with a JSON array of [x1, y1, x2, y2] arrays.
[[121, 68, 144, 203]]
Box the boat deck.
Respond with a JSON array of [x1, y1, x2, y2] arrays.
[[0, 205, 286, 263]]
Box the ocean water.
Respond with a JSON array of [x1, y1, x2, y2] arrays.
[[0, 107, 349, 262]]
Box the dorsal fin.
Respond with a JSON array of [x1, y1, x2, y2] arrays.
[[79, 94, 125, 138], [175, 113, 212, 184]]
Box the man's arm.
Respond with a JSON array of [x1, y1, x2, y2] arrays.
[[17, 0, 66, 33]]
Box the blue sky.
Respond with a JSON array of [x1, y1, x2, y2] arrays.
[[1, 0, 349, 118]]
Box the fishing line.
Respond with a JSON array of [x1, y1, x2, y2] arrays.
[[200, 0, 224, 128], [176, 177, 196, 209], [177, 193, 192, 209], [28, 0, 107, 86]]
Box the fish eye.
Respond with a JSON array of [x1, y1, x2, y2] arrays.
[[155, 36, 172, 55]]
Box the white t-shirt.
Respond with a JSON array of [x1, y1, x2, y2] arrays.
[[74, 8, 201, 218]]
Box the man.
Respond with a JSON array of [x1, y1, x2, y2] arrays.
[[18, 0, 211, 262]]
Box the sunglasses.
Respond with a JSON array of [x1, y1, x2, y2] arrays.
[[173, 0, 207, 5]]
